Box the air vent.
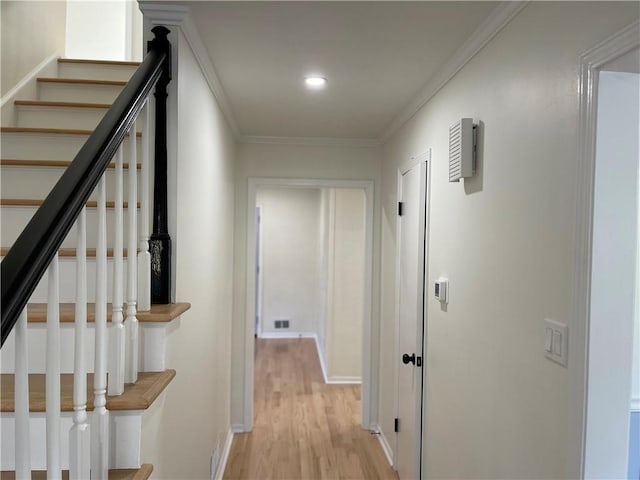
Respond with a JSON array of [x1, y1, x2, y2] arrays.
[[274, 319, 290, 329], [449, 118, 477, 182]]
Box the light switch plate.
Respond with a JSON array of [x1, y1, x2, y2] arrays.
[[544, 319, 568, 367]]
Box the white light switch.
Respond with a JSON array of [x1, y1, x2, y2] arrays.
[[544, 319, 568, 367]]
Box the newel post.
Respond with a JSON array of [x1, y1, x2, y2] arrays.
[[148, 26, 172, 304]]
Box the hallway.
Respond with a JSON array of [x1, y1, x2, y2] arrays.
[[224, 338, 397, 479]]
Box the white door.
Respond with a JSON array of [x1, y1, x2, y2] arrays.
[[396, 159, 428, 479]]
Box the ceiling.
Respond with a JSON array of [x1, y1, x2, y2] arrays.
[[186, 1, 500, 140]]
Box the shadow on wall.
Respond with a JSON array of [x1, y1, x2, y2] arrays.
[[464, 120, 484, 196]]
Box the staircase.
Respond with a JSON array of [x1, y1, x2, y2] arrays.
[[1, 49, 188, 478]]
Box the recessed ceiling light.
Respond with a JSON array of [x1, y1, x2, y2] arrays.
[[305, 76, 328, 89]]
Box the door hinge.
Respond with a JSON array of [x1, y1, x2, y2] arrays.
[[394, 417, 399, 433], [398, 202, 404, 216], [416, 355, 422, 367]]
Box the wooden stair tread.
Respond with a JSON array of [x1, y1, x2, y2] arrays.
[[0, 370, 176, 412], [38, 77, 127, 86], [0, 198, 139, 208], [1, 247, 133, 257], [1, 159, 140, 169], [14, 100, 111, 109], [26, 302, 191, 323], [1, 127, 142, 138], [59, 58, 141, 67], [1, 463, 153, 480]]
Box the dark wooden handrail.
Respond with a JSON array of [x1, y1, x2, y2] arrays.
[[1, 26, 171, 346]]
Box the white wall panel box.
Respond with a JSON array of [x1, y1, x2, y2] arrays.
[[449, 118, 477, 182], [435, 278, 449, 304]]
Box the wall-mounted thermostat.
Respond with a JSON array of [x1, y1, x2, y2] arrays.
[[435, 278, 449, 304]]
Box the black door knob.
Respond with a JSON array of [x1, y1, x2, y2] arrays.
[[402, 353, 416, 365]]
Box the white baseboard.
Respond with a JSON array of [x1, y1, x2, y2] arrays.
[[326, 376, 362, 384], [214, 428, 234, 480], [258, 331, 316, 339], [373, 423, 394, 468], [632, 396, 640, 412], [230, 423, 245, 433], [1, 52, 60, 126]]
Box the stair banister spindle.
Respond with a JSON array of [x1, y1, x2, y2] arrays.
[[149, 25, 172, 304], [14, 307, 30, 480], [138, 100, 151, 311], [46, 254, 61, 480], [70, 208, 90, 480], [126, 124, 139, 383], [91, 175, 109, 479], [110, 146, 125, 396]]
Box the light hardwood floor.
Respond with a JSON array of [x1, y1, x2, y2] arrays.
[[224, 338, 398, 480]]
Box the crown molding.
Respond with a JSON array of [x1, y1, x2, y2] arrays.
[[240, 135, 381, 148], [380, 1, 528, 143], [139, 2, 242, 140]]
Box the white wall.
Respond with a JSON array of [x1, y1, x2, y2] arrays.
[[140, 28, 236, 479], [584, 70, 639, 478], [256, 187, 322, 335], [324, 188, 366, 380], [1, 1, 66, 96], [379, 3, 639, 478], [66, 0, 142, 61], [232, 142, 381, 428]]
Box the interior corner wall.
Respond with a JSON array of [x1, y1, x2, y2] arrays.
[[140, 28, 236, 479], [231, 142, 381, 427], [256, 187, 323, 336], [1, 1, 66, 97], [378, 3, 639, 478]]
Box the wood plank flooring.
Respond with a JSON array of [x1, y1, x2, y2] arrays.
[[224, 338, 397, 480]]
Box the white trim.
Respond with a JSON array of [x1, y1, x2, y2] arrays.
[[139, 2, 241, 139], [241, 135, 381, 148], [313, 333, 330, 384], [373, 424, 394, 468], [258, 331, 316, 339], [568, 20, 640, 480], [380, 1, 527, 142], [1, 52, 60, 126], [230, 424, 244, 434], [245, 177, 376, 432], [214, 428, 234, 480], [325, 376, 361, 385], [632, 397, 640, 413]]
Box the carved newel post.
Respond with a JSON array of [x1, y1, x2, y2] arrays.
[[148, 26, 172, 304]]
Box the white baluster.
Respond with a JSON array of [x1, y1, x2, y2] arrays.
[[14, 307, 30, 480], [91, 176, 109, 479], [109, 146, 125, 396], [138, 101, 151, 311], [126, 124, 139, 383], [70, 208, 90, 480], [47, 254, 61, 480]]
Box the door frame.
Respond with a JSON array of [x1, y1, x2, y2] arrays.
[[393, 150, 431, 477], [254, 205, 263, 337], [568, 21, 639, 479], [244, 177, 376, 430]]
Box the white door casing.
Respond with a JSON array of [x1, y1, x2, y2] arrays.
[[394, 151, 430, 479]]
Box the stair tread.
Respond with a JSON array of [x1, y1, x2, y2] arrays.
[[0, 370, 176, 413], [0, 198, 139, 208], [15, 100, 111, 109], [1, 247, 133, 257], [1, 127, 142, 137], [1, 159, 140, 169], [26, 302, 191, 323], [59, 58, 141, 67], [1, 463, 153, 480], [38, 77, 127, 86]]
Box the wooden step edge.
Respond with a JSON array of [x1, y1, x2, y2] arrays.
[[14, 100, 111, 109], [58, 58, 141, 67], [0, 199, 141, 208], [25, 302, 192, 323], [0, 464, 153, 480], [0, 370, 176, 413], [37, 77, 127, 86], [1, 247, 135, 257], [1, 127, 142, 138], [0, 159, 141, 169]]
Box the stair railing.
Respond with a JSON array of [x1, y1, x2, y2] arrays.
[[0, 26, 172, 479]]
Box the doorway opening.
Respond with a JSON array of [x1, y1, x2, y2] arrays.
[[243, 178, 375, 432]]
